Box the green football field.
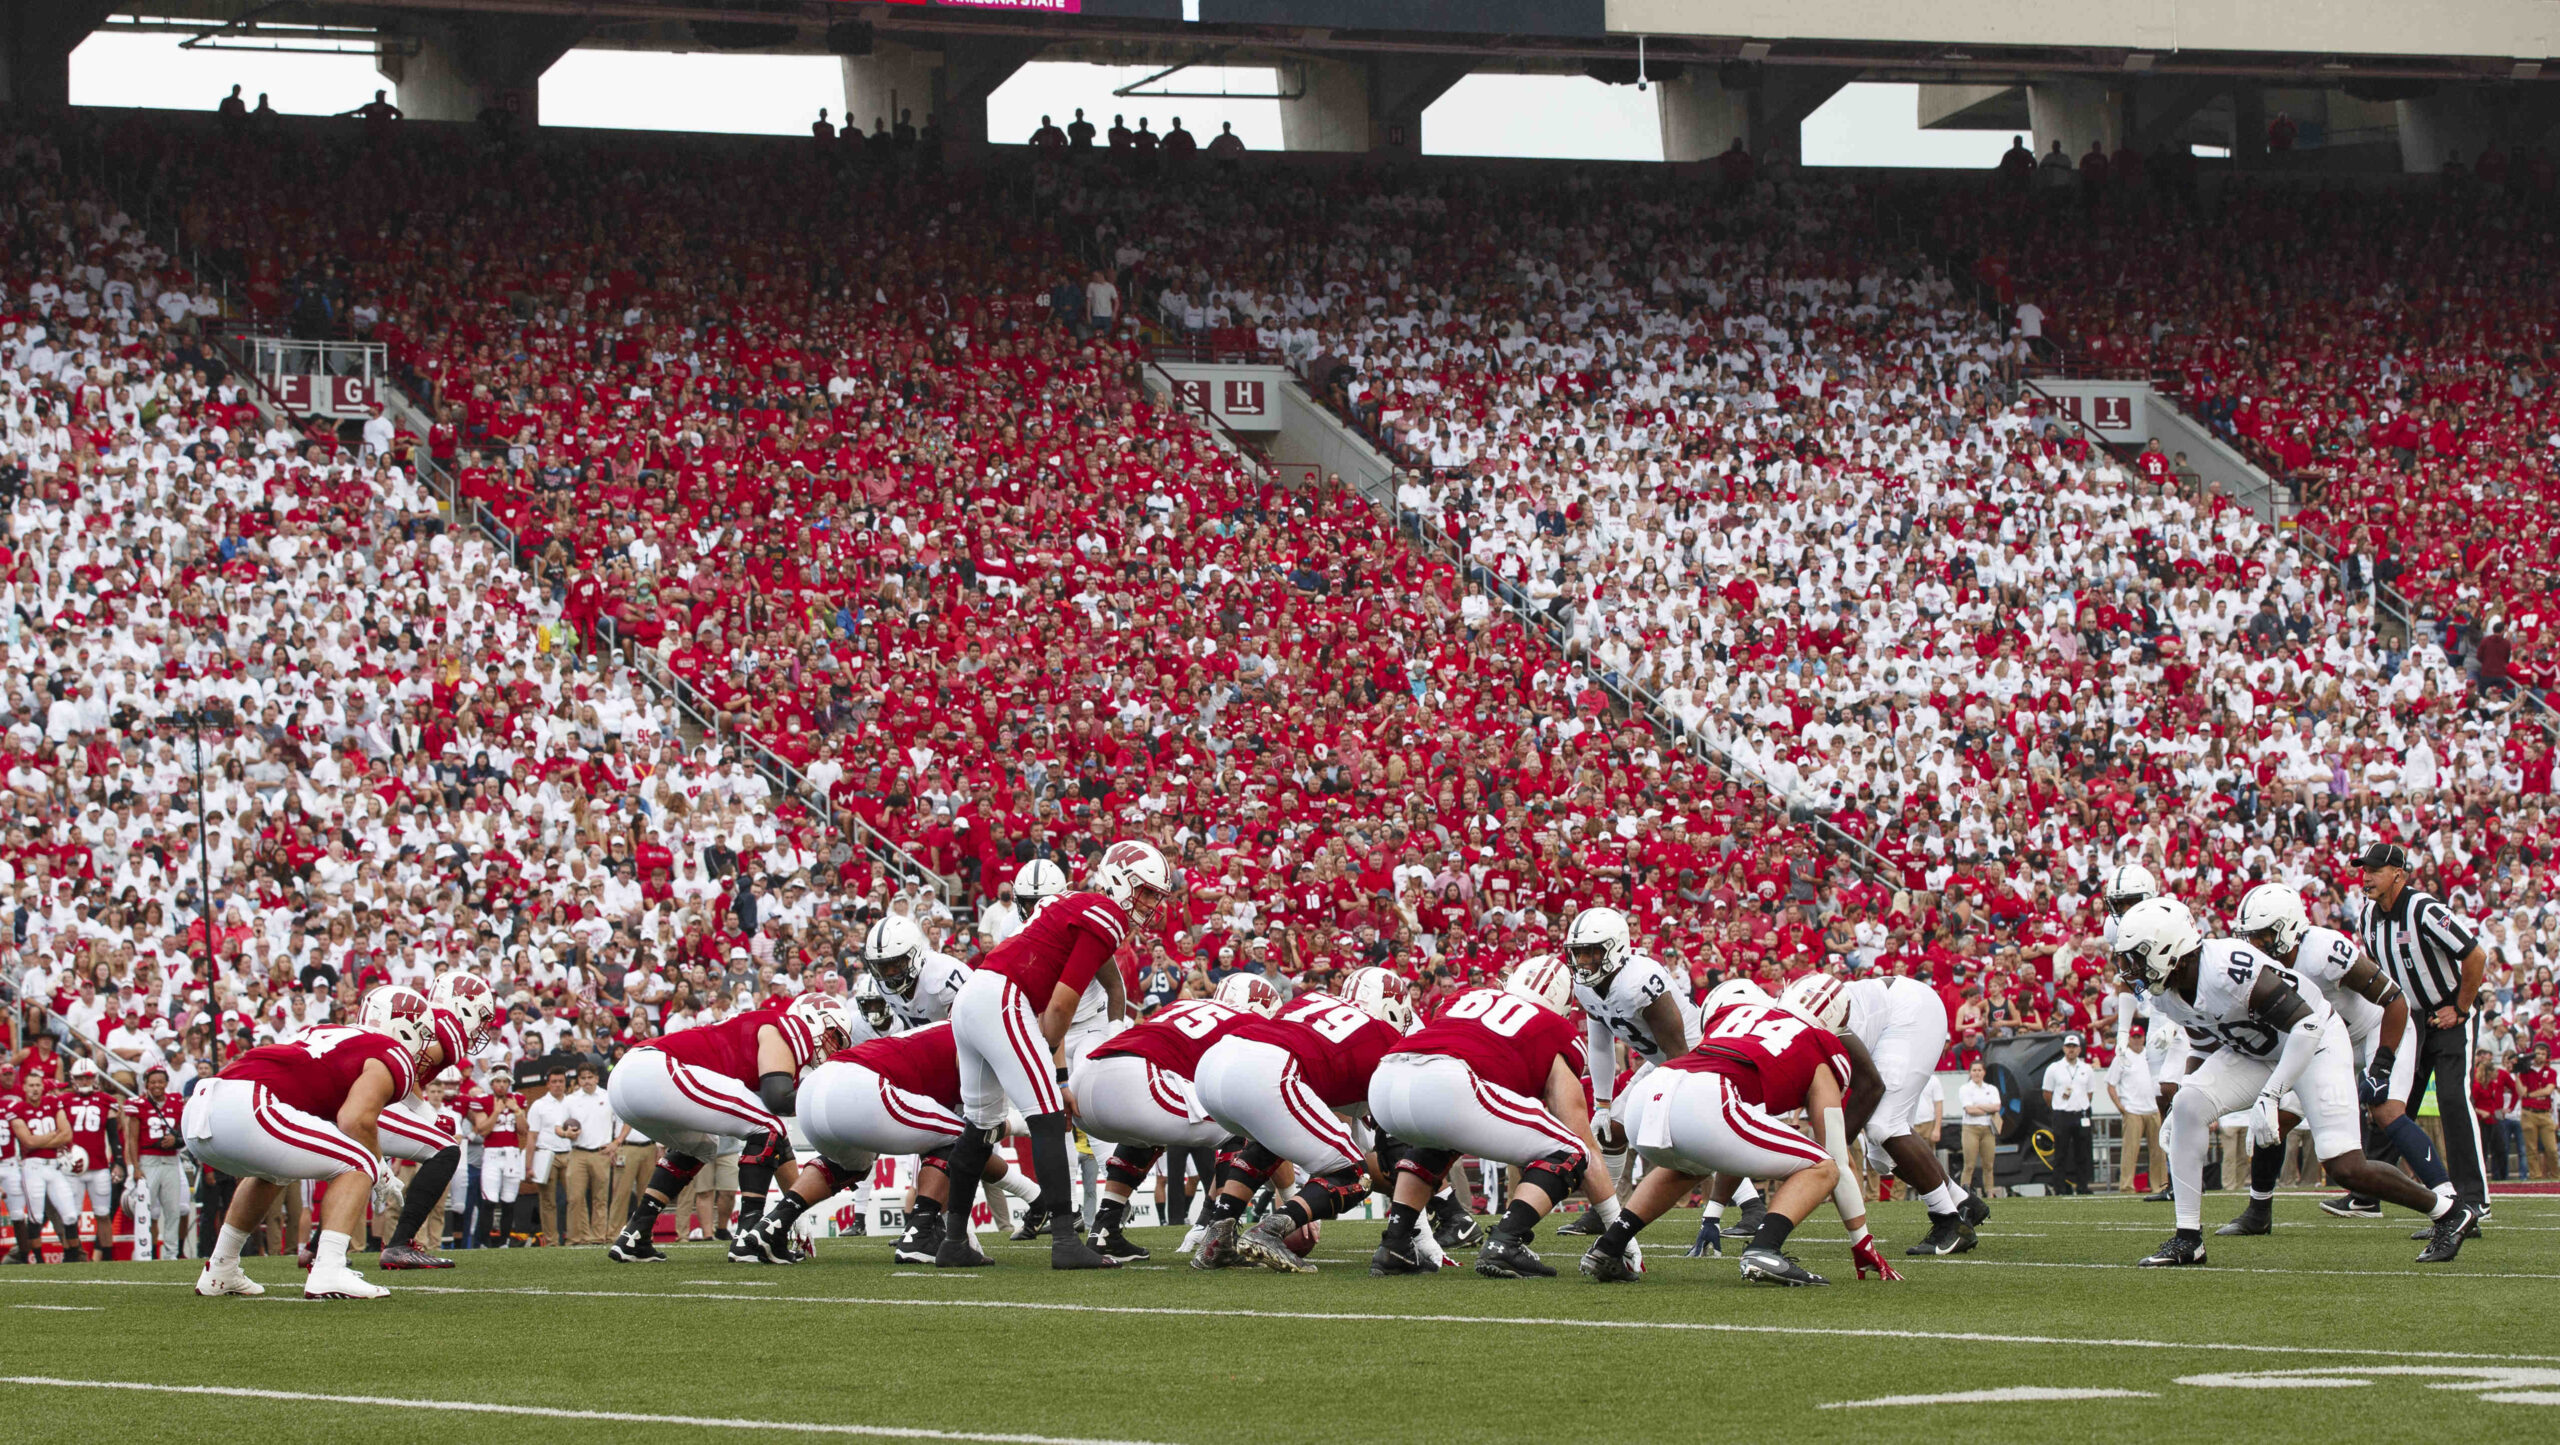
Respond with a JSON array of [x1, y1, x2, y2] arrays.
[[0, 1193, 2553, 1445]]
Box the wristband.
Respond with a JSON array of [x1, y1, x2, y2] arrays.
[[1055, 1065, 1070, 1083]]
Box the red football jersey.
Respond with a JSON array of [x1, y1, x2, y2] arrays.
[[219, 1026, 418, 1122], [1226, 992, 1406, 1107], [647, 1004, 821, 1089], [1664, 1001, 1850, 1114], [3, 1094, 50, 1159], [1398, 987, 1585, 1098], [126, 1092, 183, 1156], [55, 1088, 113, 1167], [476, 1088, 525, 1148], [1089, 1000, 1254, 1079], [975, 892, 1129, 1007], [836, 1022, 961, 1108]]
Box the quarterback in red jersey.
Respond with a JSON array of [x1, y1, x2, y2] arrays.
[[1578, 984, 1895, 1287], [739, 1022, 1044, 1266], [123, 1063, 188, 1260], [933, 838, 1173, 1270], [1368, 955, 1621, 1279], [185, 1014, 427, 1300], [607, 991, 856, 1263], [1193, 967, 1419, 1273], [1070, 989, 1274, 1263]]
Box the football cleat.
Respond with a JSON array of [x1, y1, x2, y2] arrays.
[[303, 1262, 390, 1300], [732, 1223, 798, 1265], [2138, 1234, 2207, 1267], [1189, 1217, 1239, 1271], [1050, 1232, 1121, 1270], [1905, 1213, 1978, 1256], [1009, 1204, 1054, 1242], [2410, 1213, 2482, 1241], [1554, 1210, 1604, 1237], [1090, 1223, 1151, 1263], [2216, 1200, 2273, 1237], [1579, 1246, 1640, 1283], [2415, 1205, 2480, 1263], [378, 1242, 454, 1270], [2140, 1187, 2174, 1204], [56, 1241, 87, 1264], [1956, 1193, 1991, 1229], [1428, 1195, 1484, 1250], [893, 1215, 943, 1264], [194, 1261, 265, 1297], [1233, 1216, 1316, 1274], [2319, 1195, 2380, 1218], [1733, 1192, 1770, 1239], [607, 1226, 668, 1263], [1686, 1217, 1722, 1258], [1369, 1239, 1432, 1276], [1738, 1247, 1827, 1286], [1474, 1236, 1556, 1279], [933, 1223, 987, 1269]]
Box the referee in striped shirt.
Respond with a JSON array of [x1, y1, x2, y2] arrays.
[[2352, 843, 2491, 1222]]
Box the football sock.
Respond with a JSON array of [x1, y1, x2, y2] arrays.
[[1701, 1200, 1727, 1224], [2383, 1115, 2450, 1189], [2426, 1193, 2453, 1220], [1093, 1197, 1128, 1232], [2248, 1141, 2283, 1198], [1077, 1149, 1101, 1227], [212, 1223, 250, 1267], [1493, 1198, 1542, 1242], [736, 1156, 776, 1234], [1595, 1211, 1649, 1257], [1276, 1197, 1317, 1231], [623, 1191, 663, 1236], [995, 1166, 1041, 1202], [1920, 1183, 1961, 1215], [313, 1229, 351, 1272], [1207, 1189, 1250, 1223], [1025, 1112, 1075, 1223], [2175, 1227, 2202, 1244], [390, 1148, 459, 1247], [1731, 1177, 1761, 1206], [1748, 1212, 1795, 1254], [761, 1190, 814, 1234], [938, 1128, 997, 1222], [1382, 1200, 1422, 1247]]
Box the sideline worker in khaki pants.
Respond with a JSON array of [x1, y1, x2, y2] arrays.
[[1957, 1061, 2001, 1195], [559, 1064, 618, 1243], [2108, 1038, 2163, 1191]]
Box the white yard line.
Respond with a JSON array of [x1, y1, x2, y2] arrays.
[[1925, 1258, 2560, 1282], [0, 1376, 1176, 1445], [1821, 1386, 2156, 1409], [9, 1305, 101, 1312]]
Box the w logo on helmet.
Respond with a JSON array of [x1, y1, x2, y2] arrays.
[[1104, 842, 1156, 868]]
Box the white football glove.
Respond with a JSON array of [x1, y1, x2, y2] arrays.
[[2247, 1093, 2284, 1150], [371, 1170, 406, 1216], [1622, 1237, 1646, 1274], [1415, 1225, 1448, 1269]]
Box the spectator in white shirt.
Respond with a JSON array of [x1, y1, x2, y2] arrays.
[[524, 1068, 575, 1246]]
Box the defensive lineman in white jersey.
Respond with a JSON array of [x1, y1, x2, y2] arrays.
[[865, 915, 971, 1031], [1782, 970, 1989, 1255], [1562, 908, 1698, 1237], [2112, 896, 2475, 1267], [2214, 883, 2420, 1237]]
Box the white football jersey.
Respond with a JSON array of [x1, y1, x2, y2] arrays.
[[886, 952, 970, 1030], [1573, 952, 1698, 1068], [2151, 938, 2333, 1061], [1835, 975, 1943, 1051], [2285, 925, 2383, 1050]]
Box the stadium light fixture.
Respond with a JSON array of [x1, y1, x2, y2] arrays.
[[2513, 61, 2545, 81], [1737, 42, 1772, 62], [2123, 53, 2155, 72]]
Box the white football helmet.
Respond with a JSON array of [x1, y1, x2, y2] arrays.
[[788, 991, 858, 1053], [63, 1145, 90, 1175], [2113, 896, 2203, 992], [1703, 977, 1772, 1015], [2103, 862, 2160, 918], [1092, 839, 1175, 916], [850, 973, 895, 1034], [1563, 906, 1634, 987], [863, 914, 930, 996], [359, 984, 432, 1060], [1780, 972, 1850, 1032], [1213, 972, 1282, 1017], [1342, 966, 1417, 1033], [1013, 857, 1068, 912], [2235, 883, 2309, 960], [431, 971, 497, 1049], [1503, 954, 1573, 1013]]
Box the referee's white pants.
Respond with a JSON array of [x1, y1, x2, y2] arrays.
[[1193, 1038, 1366, 1176], [950, 971, 1062, 1129]]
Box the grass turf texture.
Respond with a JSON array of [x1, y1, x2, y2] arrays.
[[0, 1193, 2554, 1445]]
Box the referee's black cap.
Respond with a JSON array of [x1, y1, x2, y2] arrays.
[[2356, 842, 2409, 870]]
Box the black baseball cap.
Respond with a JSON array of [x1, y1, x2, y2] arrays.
[[2357, 843, 2409, 870]]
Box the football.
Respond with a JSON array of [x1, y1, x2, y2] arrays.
[[1283, 1219, 1322, 1258]]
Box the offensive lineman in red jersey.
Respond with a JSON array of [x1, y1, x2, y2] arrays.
[[1367, 956, 1623, 1279], [1191, 966, 1420, 1273], [53, 1059, 118, 1257], [184, 1010, 430, 1300], [1069, 992, 1272, 1263], [607, 991, 856, 1263], [1579, 990, 1897, 1287], [935, 838, 1174, 1270], [124, 1063, 188, 1259]]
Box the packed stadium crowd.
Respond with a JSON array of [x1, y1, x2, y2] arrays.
[[2, 111, 2556, 1273]]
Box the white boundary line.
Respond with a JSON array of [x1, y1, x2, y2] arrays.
[[8, 1276, 2557, 1366], [0, 1376, 1174, 1444]]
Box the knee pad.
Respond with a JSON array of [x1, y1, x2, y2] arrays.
[[1104, 1146, 1162, 1192], [1520, 1150, 1586, 1201], [649, 1157, 704, 1197], [918, 1150, 954, 1175], [1302, 1166, 1366, 1222], [1395, 1146, 1458, 1183], [1214, 1143, 1279, 1190], [739, 1131, 785, 1169]]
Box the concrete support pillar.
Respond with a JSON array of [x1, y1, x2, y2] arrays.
[[0, 1, 115, 110], [2028, 79, 2118, 165], [2396, 90, 2494, 173], [1278, 57, 1469, 153], [1658, 70, 1750, 163], [841, 39, 1034, 152], [2231, 86, 2268, 164], [380, 17, 584, 124]]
